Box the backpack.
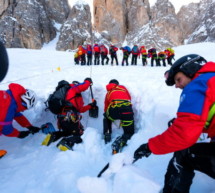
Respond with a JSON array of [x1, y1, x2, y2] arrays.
[[78, 50, 83, 56], [148, 48, 156, 53], [100, 45, 106, 53], [167, 48, 174, 54], [132, 45, 138, 53], [46, 80, 72, 114], [124, 46, 131, 53], [109, 46, 116, 54], [87, 45, 92, 54], [94, 45, 100, 53]]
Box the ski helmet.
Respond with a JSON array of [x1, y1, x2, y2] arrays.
[[165, 54, 207, 86], [21, 89, 37, 109], [109, 79, 119, 85], [72, 80, 80, 85]]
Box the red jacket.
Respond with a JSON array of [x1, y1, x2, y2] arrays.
[[149, 62, 215, 154], [0, 83, 32, 137], [66, 80, 91, 113], [104, 83, 131, 112]]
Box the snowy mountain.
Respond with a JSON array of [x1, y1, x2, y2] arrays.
[[1, 0, 215, 50], [0, 42, 215, 193]]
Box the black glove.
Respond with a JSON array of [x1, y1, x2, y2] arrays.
[[18, 131, 30, 138], [168, 118, 175, 127], [85, 77, 93, 85], [27, 126, 40, 134], [89, 100, 97, 107], [134, 143, 151, 160]]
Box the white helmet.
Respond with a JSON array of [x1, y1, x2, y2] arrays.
[[21, 89, 37, 109]]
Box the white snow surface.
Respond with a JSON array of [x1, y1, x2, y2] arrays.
[[0, 42, 215, 193]]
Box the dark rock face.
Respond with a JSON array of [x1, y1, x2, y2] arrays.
[[56, 2, 92, 50], [0, 0, 69, 49], [0, 0, 214, 50]]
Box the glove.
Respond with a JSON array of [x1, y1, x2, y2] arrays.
[[18, 131, 30, 138], [89, 100, 97, 108], [134, 143, 151, 160], [168, 118, 175, 127], [85, 77, 93, 85], [27, 126, 40, 134]]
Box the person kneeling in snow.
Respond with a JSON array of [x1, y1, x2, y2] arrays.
[[0, 83, 40, 139], [103, 79, 134, 153], [134, 54, 215, 193], [42, 78, 97, 151]]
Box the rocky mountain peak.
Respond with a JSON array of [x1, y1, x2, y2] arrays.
[[0, 0, 214, 50]]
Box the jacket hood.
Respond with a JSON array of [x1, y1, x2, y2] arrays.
[[9, 83, 27, 112], [196, 62, 215, 74], [106, 83, 118, 91]]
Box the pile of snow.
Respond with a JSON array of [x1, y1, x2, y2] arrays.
[[0, 42, 215, 193]]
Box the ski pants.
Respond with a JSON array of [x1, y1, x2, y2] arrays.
[[87, 54, 92, 65], [103, 103, 134, 139], [163, 143, 215, 193], [142, 57, 147, 66], [131, 55, 138, 65], [111, 54, 118, 65], [94, 53, 100, 65], [151, 57, 158, 66], [122, 55, 129, 66], [101, 54, 109, 65], [167, 55, 175, 65], [81, 54, 86, 65]]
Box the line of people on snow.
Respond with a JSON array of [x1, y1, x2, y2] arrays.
[[1, 43, 215, 192], [74, 44, 175, 67]]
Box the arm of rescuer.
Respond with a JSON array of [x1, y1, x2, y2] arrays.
[[148, 79, 212, 155], [70, 78, 94, 113], [2, 112, 32, 137]]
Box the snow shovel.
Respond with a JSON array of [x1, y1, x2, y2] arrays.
[[97, 157, 139, 178], [0, 41, 9, 82], [89, 85, 98, 118]]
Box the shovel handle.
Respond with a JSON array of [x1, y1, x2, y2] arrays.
[[90, 85, 94, 101]]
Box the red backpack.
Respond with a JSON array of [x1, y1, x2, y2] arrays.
[[94, 45, 100, 53], [87, 45, 92, 54]]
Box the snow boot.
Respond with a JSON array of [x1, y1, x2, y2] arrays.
[[0, 150, 7, 158], [111, 136, 127, 154], [57, 135, 82, 151], [41, 132, 60, 146], [104, 133, 111, 144]]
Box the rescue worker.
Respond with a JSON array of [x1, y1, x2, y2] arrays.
[[0, 83, 40, 139], [100, 44, 109, 65], [42, 78, 97, 150], [165, 48, 175, 66], [120, 46, 130, 66], [103, 79, 134, 153], [140, 46, 148, 66], [134, 54, 215, 193], [109, 45, 119, 66]]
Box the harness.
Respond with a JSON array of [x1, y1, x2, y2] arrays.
[[0, 121, 12, 126], [205, 103, 215, 129], [106, 100, 132, 126]]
